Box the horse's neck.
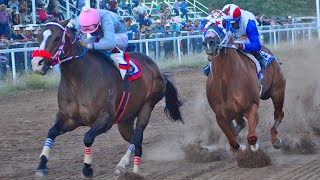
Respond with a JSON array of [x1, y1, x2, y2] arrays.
[[59, 42, 86, 75]]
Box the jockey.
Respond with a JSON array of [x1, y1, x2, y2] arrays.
[[222, 4, 267, 69], [76, 6, 129, 79]]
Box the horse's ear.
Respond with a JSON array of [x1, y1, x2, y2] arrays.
[[60, 19, 71, 27]]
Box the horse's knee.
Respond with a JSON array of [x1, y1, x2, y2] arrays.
[[47, 126, 60, 140], [247, 136, 257, 145], [83, 132, 95, 147]]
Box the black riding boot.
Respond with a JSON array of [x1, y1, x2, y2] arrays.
[[203, 63, 211, 76], [251, 51, 267, 69]]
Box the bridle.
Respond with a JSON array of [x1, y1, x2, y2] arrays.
[[204, 19, 238, 58], [32, 22, 86, 66]]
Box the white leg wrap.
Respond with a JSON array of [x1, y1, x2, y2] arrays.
[[84, 147, 92, 164], [117, 149, 132, 168], [239, 144, 247, 151], [133, 156, 140, 174], [250, 143, 260, 152], [40, 146, 51, 159], [84, 154, 93, 164]]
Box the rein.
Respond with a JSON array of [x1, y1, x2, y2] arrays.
[[32, 22, 86, 66]]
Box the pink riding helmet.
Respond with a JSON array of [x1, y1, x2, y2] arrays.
[[79, 7, 100, 34]]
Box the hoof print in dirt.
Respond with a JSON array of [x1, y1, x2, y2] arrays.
[[117, 172, 145, 180], [281, 136, 318, 154], [182, 139, 228, 163], [235, 149, 271, 168]]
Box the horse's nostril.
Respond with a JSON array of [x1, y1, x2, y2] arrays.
[[38, 60, 44, 66]]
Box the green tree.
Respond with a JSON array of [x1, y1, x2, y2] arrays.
[[201, 0, 316, 17]]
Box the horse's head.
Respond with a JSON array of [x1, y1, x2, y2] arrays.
[[31, 19, 72, 75], [202, 10, 228, 56]]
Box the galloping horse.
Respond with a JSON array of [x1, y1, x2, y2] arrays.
[[203, 18, 286, 152], [31, 20, 183, 178]]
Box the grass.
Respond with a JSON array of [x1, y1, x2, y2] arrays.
[[0, 72, 60, 97]]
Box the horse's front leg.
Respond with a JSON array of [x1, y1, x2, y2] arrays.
[[36, 112, 78, 177], [82, 113, 114, 178], [115, 103, 154, 175], [216, 115, 247, 151], [245, 104, 260, 151]]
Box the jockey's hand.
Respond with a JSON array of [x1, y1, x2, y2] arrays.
[[235, 43, 244, 50], [79, 40, 88, 48]]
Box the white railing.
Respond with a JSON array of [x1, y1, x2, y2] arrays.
[[0, 26, 319, 84]]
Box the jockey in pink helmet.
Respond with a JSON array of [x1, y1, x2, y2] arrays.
[[222, 4, 267, 69], [76, 7, 129, 79]]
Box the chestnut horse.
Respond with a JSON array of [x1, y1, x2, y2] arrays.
[[31, 20, 183, 178], [203, 20, 286, 152]]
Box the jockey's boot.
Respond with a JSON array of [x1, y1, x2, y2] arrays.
[[251, 51, 267, 69], [203, 63, 211, 76]]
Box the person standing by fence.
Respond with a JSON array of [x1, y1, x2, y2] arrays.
[[125, 18, 139, 52], [136, 1, 147, 29], [0, 35, 9, 79], [0, 4, 10, 37]]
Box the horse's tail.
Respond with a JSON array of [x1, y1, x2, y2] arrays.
[[163, 73, 184, 123]]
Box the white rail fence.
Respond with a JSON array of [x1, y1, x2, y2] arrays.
[[0, 26, 319, 84]]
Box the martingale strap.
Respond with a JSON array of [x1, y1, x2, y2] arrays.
[[113, 77, 130, 124]]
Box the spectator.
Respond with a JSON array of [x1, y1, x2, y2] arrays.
[[163, 23, 173, 58], [9, 26, 25, 42], [19, 0, 29, 23], [136, 1, 147, 28], [37, 3, 48, 23], [179, 0, 188, 21], [22, 26, 37, 41], [153, 19, 164, 33], [132, 0, 139, 8], [125, 18, 139, 52], [255, 14, 262, 26], [170, 22, 180, 36], [173, 0, 179, 16], [8, 0, 19, 9], [11, 6, 19, 25], [0, 4, 10, 37], [109, 0, 117, 14], [36, 0, 45, 8], [52, 6, 64, 22], [100, 0, 108, 10]]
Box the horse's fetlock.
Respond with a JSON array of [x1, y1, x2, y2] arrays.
[[247, 136, 257, 145]]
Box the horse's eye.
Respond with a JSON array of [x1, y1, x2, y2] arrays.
[[54, 37, 61, 42]]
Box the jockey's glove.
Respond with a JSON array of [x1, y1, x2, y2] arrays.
[[235, 43, 245, 50]]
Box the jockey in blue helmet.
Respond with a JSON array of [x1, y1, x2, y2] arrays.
[[222, 4, 267, 68]]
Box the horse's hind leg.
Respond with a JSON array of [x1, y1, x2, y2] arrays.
[[119, 102, 154, 174], [82, 113, 114, 178], [114, 117, 135, 174], [36, 112, 78, 177], [270, 83, 285, 149]]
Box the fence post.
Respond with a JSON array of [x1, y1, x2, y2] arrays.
[[10, 52, 17, 85], [145, 41, 149, 56], [155, 35, 159, 61], [187, 32, 190, 55], [273, 31, 277, 48], [177, 38, 181, 64], [308, 28, 312, 40], [24, 43, 28, 73], [291, 29, 295, 45]]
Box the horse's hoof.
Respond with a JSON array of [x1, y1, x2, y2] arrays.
[[36, 169, 48, 177], [239, 144, 247, 151], [251, 143, 260, 152], [114, 165, 126, 175], [81, 167, 93, 179], [273, 138, 282, 149]]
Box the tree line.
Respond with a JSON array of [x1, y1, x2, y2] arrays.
[[202, 0, 316, 17]]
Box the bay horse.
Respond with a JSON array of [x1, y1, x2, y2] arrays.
[[203, 19, 286, 152], [31, 20, 183, 178]]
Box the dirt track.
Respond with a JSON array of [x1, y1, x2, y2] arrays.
[[1, 42, 320, 179]]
